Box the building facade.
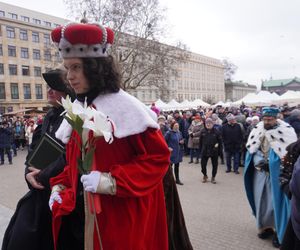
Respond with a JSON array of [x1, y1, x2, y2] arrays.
[[176, 53, 224, 104], [0, 2, 225, 114], [225, 80, 257, 101], [0, 2, 68, 114], [127, 49, 225, 105], [261, 77, 300, 95]]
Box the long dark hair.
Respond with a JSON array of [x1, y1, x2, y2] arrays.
[[82, 56, 121, 94]]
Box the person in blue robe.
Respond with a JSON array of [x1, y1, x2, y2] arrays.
[[244, 107, 297, 248]]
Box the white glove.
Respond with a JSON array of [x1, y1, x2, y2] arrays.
[[49, 191, 62, 211], [80, 171, 101, 193]]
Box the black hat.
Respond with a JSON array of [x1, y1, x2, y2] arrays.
[[42, 69, 68, 93], [42, 69, 75, 99]]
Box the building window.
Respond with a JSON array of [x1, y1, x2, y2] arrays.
[[9, 64, 17, 75], [34, 67, 41, 77], [33, 18, 41, 25], [35, 84, 43, 99], [44, 33, 50, 45], [0, 83, 5, 99], [22, 65, 30, 76], [0, 11, 5, 17], [19, 29, 28, 40], [11, 83, 19, 99], [44, 21, 51, 27], [21, 16, 30, 22], [6, 26, 15, 38], [0, 45, 2, 56], [8, 45, 16, 57], [23, 83, 31, 99], [32, 32, 39, 42], [44, 50, 51, 61], [0, 64, 4, 74], [21, 47, 29, 58], [33, 49, 41, 60], [8, 13, 17, 20]]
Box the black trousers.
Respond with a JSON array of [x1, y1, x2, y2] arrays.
[[0, 147, 12, 163], [201, 155, 218, 177], [171, 163, 180, 181]]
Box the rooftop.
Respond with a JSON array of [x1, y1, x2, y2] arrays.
[[262, 77, 300, 87]]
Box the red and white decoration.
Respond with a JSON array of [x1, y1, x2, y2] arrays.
[[51, 22, 114, 58]]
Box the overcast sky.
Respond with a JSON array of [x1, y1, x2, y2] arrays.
[[3, 0, 300, 88]]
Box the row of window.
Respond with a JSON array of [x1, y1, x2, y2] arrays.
[[0, 45, 60, 61], [0, 10, 60, 28], [0, 63, 51, 77], [0, 83, 43, 100], [4, 26, 51, 44]]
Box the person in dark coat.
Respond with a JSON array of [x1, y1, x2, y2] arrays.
[[199, 118, 222, 184], [222, 114, 243, 174], [182, 111, 192, 156], [159, 120, 193, 250], [0, 121, 13, 165], [165, 121, 184, 185], [1, 69, 75, 250], [14, 120, 26, 150], [158, 115, 170, 136], [279, 140, 300, 250], [285, 109, 300, 138]]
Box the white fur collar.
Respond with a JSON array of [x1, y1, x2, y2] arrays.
[[55, 89, 158, 144], [246, 119, 297, 158]]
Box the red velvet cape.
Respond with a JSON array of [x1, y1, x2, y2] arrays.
[[50, 128, 170, 250]]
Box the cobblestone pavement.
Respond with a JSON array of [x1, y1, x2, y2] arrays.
[[0, 151, 275, 249]]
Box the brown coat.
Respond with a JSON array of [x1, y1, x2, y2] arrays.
[[187, 120, 203, 149]]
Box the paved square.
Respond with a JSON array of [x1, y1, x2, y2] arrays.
[[0, 151, 274, 249]]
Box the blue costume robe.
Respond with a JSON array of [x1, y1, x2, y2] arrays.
[[244, 149, 290, 243]]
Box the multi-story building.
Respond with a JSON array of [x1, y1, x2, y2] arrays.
[[0, 2, 68, 114], [0, 2, 225, 114], [225, 80, 257, 101], [127, 50, 225, 104], [176, 53, 224, 104], [261, 77, 300, 95]]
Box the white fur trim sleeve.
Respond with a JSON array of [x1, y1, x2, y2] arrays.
[[246, 119, 297, 158], [55, 118, 73, 144]]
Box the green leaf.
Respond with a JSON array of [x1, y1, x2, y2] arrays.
[[65, 116, 75, 127], [74, 116, 84, 135], [77, 158, 84, 174], [82, 148, 95, 173]]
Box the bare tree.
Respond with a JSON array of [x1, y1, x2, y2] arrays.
[[222, 58, 238, 81], [63, 0, 188, 94]]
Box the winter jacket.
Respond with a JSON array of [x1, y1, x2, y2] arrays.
[[199, 127, 222, 157], [165, 130, 183, 164], [0, 127, 12, 148], [221, 123, 243, 152], [187, 120, 203, 149]]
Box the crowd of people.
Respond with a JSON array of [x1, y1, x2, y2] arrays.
[[154, 103, 300, 249], [1, 18, 300, 250], [0, 115, 44, 165]]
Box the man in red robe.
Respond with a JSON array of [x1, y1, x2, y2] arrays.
[[48, 21, 170, 250]]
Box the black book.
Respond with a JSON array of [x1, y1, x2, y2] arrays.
[[27, 133, 65, 170]]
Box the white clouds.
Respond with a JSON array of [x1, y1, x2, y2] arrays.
[[160, 0, 300, 87]]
